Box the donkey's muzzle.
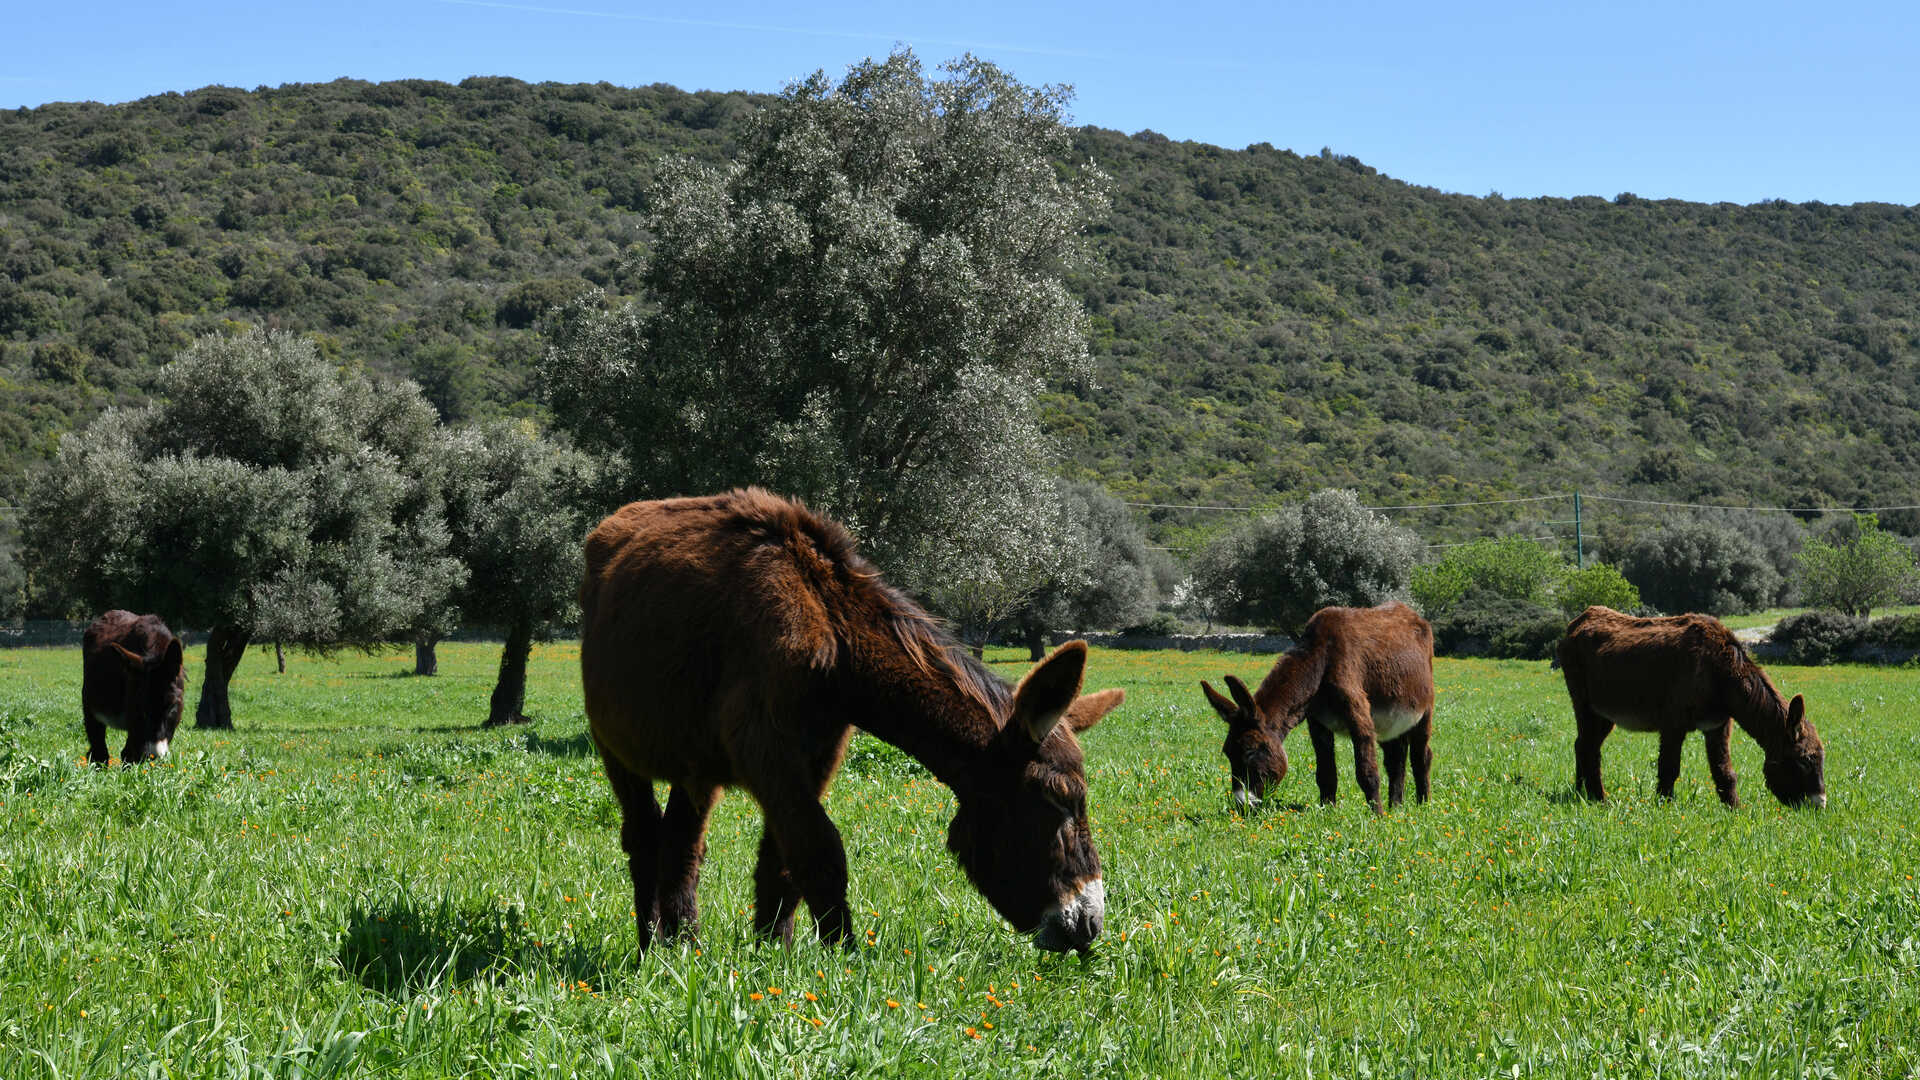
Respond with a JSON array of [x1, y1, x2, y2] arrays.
[[1033, 878, 1105, 952]]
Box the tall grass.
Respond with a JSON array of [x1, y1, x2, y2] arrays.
[[1, 642, 1915, 1077]]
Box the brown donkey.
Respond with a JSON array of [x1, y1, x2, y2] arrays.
[[1556, 606, 1825, 808], [579, 489, 1125, 955], [81, 610, 185, 766], [1201, 603, 1435, 813]]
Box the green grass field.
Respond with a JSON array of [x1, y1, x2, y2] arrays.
[[2, 641, 1917, 1078]]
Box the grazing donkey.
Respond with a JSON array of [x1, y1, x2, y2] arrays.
[[81, 610, 185, 765], [579, 489, 1125, 955], [1201, 602, 1435, 813], [1556, 606, 1825, 808]]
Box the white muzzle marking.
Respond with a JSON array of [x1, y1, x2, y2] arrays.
[[1035, 877, 1106, 951], [152, 738, 170, 758]]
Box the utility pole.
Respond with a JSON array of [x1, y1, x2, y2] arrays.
[[1574, 491, 1584, 569]]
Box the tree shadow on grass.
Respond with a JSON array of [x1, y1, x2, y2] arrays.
[[523, 729, 596, 758], [339, 900, 608, 995]]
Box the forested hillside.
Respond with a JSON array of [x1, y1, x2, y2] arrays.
[[4, 76, 1918, 525]]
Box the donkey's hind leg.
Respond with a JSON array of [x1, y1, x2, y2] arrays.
[[1409, 711, 1434, 804], [655, 782, 720, 942], [597, 744, 662, 954]]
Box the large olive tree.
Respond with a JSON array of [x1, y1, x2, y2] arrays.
[[438, 420, 594, 726], [24, 328, 463, 727], [541, 51, 1108, 599]]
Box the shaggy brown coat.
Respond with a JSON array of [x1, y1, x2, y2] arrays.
[[579, 489, 1124, 955], [1202, 602, 1435, 812], [1555, 606, 1825, 808], [81, 610, 185, 765]]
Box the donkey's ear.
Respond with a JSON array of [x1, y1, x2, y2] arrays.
[[1224, 675, 1258, 716], [1200, 680, 1238, 721], [1787, 693, 1806, 726], [1066, 688, 1124, 733], [1012, 640, 1089, 745], [111, 643, 145, 671], [162, 638, 184, 670]]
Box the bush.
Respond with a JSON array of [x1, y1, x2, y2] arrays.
[[1410, 536, 1566, 617], [1618, 521, 1778, 615], [1768, 611, 1866, 665], [1795, 513, 1918, 618], [1119, 612, 1186, 638], [1863, 613, 1920, 650], [1188, 489, 1420, 635], [1552, 563, 1641, 619], [1430, 591, 1565, 660]]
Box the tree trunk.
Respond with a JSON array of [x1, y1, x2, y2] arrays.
[[414, 632, 440, 676], [1024, 623, 1047, 662], [195, 625, 251, 729], [483, 620, 534, 727], [275, 642, 285, 674]]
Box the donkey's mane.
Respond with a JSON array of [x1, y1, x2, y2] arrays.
[[730, 487, 1012, 718]]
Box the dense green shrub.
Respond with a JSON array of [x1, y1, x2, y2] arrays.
[[1864, 613, 1920, 650], [1429, 590, 1564, 660], [1796, 513, 1918, 618], [1410, 536, 1565, 617], [1768, 612, 1867, 665], [1618, 521, 1779, 615], [1552, 563, 1642, 619]]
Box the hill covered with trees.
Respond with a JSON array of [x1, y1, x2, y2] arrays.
[[4, 76, 1918, 531]]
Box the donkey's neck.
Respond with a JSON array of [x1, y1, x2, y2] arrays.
[[843, 644, 999, 793], [1254, 647, 1326, 736], [1727, 687, 1794, 759]]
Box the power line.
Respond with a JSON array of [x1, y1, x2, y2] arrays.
[[1125, 493, 1571, 513], [1581, 494, 1920, 514]]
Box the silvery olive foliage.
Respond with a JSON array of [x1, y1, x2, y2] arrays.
[[1016, 479, 1160, 637], [541, 50, 1109, 602], [24, 328, 463, 724], [1187, 489, 1421, 634]]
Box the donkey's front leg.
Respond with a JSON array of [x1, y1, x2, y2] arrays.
[[1352, 736, 1384, 813], [1308, 719, 1339, 805], [752, 827, 803, 945], [764, 797, 852, 946], [654, 783, 719, 942]]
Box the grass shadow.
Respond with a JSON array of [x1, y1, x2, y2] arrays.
[[523, 729, 596, 758], [339, 900, 606, 995]]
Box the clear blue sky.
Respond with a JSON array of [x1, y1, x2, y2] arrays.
[[8, 0, 1917, 205]]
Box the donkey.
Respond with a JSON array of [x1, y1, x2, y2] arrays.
[[1201, 602, 1435, 813], [81, 610, 185, 765], [579, 489, 1125, 955], [1556, 606, 1825, 808]]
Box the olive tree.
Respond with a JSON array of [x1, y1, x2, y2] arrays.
[[540, 50, 1107, 599], [438, 420, 594, 726], [1011, 480, 1159, 658], [23, 329, 463, 727], [1188, 489, 1420, 634]]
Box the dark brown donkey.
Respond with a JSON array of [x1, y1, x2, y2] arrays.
[[1201, 602, 1435, 813], [1556, 606, 1825, 808], [580, 489, 1125, 954], [81, 610, 185, 765]]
